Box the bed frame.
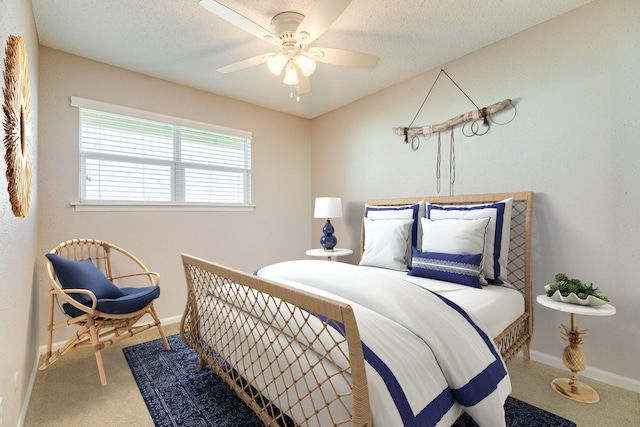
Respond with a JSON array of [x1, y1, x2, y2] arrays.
[[180, 192, 533, 426]]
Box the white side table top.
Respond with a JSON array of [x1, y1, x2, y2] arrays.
[[536, 295, 616, 316], [306, 248, 353, 258]]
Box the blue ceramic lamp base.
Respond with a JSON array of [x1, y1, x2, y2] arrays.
[[320, 219, 337, 251]]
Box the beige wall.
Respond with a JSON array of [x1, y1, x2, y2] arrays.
[[0, 0, 39, 425], [37, 47, 312, 341], [310, 0, 640, 387]]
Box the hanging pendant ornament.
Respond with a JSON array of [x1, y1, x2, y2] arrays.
[[394, 69, 515, 194], [393, 69, 515, 139], [436, 132, 441, 193], [394, 98, 512, 137], [449, 129, 455, 196]]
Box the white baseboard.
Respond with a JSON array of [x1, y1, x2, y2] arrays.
[[530, 350, 640, 394]]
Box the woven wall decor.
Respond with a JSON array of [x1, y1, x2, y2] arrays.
[[3, 35, 32, 217]]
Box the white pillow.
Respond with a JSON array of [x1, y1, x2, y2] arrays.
[[365, 201, 425, 249], [426, 198, 512, 283], [421, 217, 490, 256], [359, 218, 413, 271]]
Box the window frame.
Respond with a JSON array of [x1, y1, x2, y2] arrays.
[[70, 96, 255, 212]]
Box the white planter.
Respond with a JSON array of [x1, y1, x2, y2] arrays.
[[544, 285, 609, 307]]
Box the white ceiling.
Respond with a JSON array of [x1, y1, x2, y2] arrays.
[[31, 0, 593, 119]]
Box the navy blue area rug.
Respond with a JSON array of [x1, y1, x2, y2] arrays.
[[124, 334, 577, 426], [124, 334, 262, 426]]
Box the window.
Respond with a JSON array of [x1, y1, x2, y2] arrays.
[[71, 97, 252, 209]]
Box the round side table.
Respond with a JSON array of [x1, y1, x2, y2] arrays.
[[306, 248, 353, 261], [536, 295, 616, 403]]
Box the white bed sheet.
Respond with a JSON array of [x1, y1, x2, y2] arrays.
[[357, 266, 525, 339]]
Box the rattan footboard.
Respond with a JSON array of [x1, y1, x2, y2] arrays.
[[363, 192, 534, 366], [180, 254, 372, 427]]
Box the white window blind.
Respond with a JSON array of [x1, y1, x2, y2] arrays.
[[76, 102, 251, 207]]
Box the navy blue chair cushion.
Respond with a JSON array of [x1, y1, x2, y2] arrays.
[[46, 253, 161, 317], [46, 253, 126, 300], [62, 286, 160, 317]]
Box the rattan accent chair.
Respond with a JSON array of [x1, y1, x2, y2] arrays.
[[40, 238, 170, 386]]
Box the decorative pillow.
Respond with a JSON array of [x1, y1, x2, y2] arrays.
[[365, 201, 425, 249], [420, 217, 490, 256], [359, 218, 413, 271], [426, 198, 512, 284], [45, 253, 126, 301], [408, 248, 484, 289]]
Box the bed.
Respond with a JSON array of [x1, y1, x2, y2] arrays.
[[180, 192, 533, 426]]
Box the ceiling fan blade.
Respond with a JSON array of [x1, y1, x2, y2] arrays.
[[297, 75, 311, 94], [199, 0, 280, 46], [309, 47, 379, 68], [217, 54, 268, 73], [295, 0, 352, 44]]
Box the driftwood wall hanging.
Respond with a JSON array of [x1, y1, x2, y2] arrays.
[[393, 69, 515, 195], [3, 35, 33, 217]]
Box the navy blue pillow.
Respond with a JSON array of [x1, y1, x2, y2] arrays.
[[408, 247, 484, 289], [46, 253, 126, 300]]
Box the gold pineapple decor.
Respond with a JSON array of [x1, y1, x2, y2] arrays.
[[560, 323, 588, 379]]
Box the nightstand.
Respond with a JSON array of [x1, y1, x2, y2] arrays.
[[306, 248, 353, 261], [536, 294, 616, 403]]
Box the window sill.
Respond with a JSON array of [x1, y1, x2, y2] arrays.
[[70, 202, 256, 212]]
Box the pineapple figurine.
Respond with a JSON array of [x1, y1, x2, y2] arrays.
[[551, 313, 600, 402], [560, 322, 587, 391]]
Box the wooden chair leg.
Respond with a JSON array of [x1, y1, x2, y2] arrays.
[[45, 291, 56, 360], [150, 304, 170, 350], [87, 317, 108, 386], [40, 324, 88, 370]]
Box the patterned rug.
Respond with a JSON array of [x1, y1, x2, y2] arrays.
[[124, 334, 577, 426]]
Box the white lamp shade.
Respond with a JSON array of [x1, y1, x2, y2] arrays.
[[283, 62, 299, 85], [295, 55, 316, 77], [314, 197, 342, 218], [266, 53, 287, 75]]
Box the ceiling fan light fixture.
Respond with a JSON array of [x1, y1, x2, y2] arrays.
[[201, 0, 379, 96], [296, 54, 316, 77], [266, 53, 287, 75], [283, 62, 299, 85]]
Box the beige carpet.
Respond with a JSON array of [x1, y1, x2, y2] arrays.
[[25, 322, 639, 426]]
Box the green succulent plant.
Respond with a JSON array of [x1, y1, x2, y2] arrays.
[[546, 273, 609, 302]]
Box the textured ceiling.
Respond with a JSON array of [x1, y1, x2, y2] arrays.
[[31, 0, 593, 119]]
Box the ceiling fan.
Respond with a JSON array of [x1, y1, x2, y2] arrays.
[[199, 0, 379, 95]]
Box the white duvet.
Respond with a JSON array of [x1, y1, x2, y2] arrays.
[[256, 260, 511, 427]]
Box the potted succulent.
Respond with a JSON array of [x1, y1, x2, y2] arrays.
[[545, 273, 610, 306]]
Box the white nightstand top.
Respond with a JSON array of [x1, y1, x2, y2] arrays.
[[536, 295, 616, 316], [306, 248, 353, 258]]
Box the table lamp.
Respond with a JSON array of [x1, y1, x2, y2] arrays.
[[314, 197, 342, 251]]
